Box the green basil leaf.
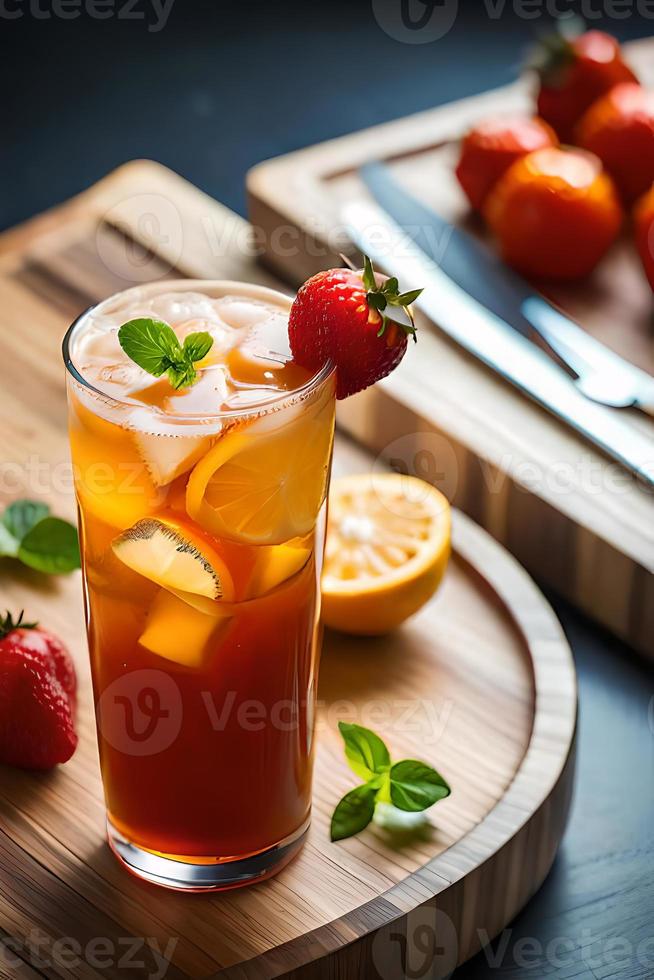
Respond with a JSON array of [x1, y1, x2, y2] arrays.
[[118, 318, 183, 377], [167, 364, 197, 390], [338, 721, 391, 781], [330, 783, 378, 842], [18, 518, 81, 574], [390, 760, 451, 812], [3, 499, 50, 541], [0, 523, 19, 558], [183, 331, 214, 363]]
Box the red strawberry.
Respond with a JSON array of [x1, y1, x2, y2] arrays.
[[576, 83, 654, 205], [288, 257, 420, 399], [635, 183, 654, 292], [0, 611, 78, 770], [456, 115, 558, 211], [531, 29, 638, 143]]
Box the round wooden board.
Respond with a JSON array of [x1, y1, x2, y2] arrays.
[[0, 165, 577, 980], [207, 448, 578, 980], [0, 458, 577, 980]]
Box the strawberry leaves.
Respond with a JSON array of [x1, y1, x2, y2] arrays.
[[0, 610, 38, 641], [118, 318, 214, 390], [361, 255, 422, 342], [330, 722, 450, 842], [0, 501, 80, 575], [3, 500, 50, 541]]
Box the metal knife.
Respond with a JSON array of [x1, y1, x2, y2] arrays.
[[342, 195, 654, 489], [360, 162, 654, 417]]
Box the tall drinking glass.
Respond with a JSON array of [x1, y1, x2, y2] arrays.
[[63, 280, 336, 890]]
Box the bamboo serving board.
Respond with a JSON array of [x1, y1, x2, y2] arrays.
[[247, 38, 654, 658], [0, 163, 576, 979]]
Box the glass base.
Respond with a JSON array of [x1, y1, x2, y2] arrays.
[[106, 816, 309, 892]]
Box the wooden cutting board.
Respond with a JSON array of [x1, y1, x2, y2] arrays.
[[247, 38, 654, 658], [0, 163, 576, 979]]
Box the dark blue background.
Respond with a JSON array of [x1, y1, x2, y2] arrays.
[[4, 2, 654, 977], [2, 0, 652, 228]]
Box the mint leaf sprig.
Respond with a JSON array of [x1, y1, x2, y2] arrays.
[[118, 318, 214, 391], [330, 722, 450, 842], [0, 500, 80, 574]]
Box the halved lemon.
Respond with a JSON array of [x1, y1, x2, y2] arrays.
[[186, 393, 335, 546], [321, 474, 451, 635], [111, 517, 234, 601], [139, 589, 231, 667]]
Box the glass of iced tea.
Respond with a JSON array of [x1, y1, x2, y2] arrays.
[[63, 280, 336, 890]]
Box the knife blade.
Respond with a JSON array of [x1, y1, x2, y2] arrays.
[[360, 162, 654, 414], [342, 196, 654, 489]]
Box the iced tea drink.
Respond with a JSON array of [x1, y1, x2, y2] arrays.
[[63, 280, 335, 890]]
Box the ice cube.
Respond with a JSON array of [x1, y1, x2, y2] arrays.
[[239, 311, 292, 361], [81, 325, 124, 361], [165, 365, 229, 415], [145, 291, 226, 326], [217, 297, 280, 331], [126, 408, 221, 486], [173, 318, 234, 365], [96, 362, 150, 388]]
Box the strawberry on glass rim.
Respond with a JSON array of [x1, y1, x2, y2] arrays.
[[288, 256, 421, 399]]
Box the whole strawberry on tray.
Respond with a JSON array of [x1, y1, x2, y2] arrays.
[[0, 611, 78, 770]]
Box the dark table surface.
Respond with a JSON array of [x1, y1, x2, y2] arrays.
[[3, 2, 654, 978]]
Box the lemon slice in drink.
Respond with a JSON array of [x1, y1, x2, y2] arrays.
[[186, 396, 335, 546], [112, 517, 234, 600], [139, 589, 232, 667], [321, 474, 451, 635], [244, 540, 312, 598]]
